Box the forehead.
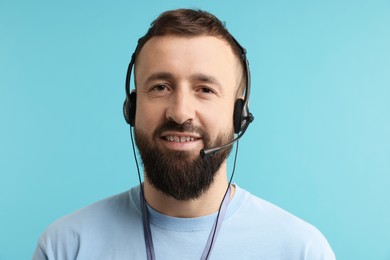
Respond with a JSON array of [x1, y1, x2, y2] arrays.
[[135, 35, 241, 90], [137, 35, 235, 57]]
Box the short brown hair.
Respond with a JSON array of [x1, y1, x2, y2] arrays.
[[134, 9, 246, 94]]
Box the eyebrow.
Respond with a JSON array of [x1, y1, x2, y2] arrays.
[[144, 72, 175, 85], [190, 73, 222, 88], [190, 73, 218, 84]]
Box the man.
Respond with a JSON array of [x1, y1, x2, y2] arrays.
[[33, 9, 335, 259]]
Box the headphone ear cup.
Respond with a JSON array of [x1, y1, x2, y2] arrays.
[[123, 100, 130, 124], [123, 92, 137, 126], [233, 98, 245, 134]]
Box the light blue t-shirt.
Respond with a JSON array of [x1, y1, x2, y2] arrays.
[[33, 185, 335, 259]]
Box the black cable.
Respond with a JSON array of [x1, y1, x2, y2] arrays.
[[130, 126, 154, 259], [204, 139, 240, 260], [130, 127, 143, 192]]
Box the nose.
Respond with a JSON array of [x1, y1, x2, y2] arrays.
[[165, 88, 195, 124]]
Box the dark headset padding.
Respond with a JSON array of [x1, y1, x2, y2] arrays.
[[233, 98, 245, 134], [124, 91, 137, 126]]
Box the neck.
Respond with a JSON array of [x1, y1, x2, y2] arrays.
[[143, 162, 234, 218]]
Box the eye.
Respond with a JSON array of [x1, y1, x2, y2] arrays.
[[151, 84, 169, 92], [198, 86, 216, 95]]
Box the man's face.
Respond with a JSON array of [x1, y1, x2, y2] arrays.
[[134, 35, 242, 200]]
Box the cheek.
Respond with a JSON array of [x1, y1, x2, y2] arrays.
[[135, 102, 163, 133], [200, 102, 235, 135]]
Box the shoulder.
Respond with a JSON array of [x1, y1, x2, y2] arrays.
[[48, 190, 134, 230], [35, 189, 140, 259], [230, 186, 336, 259]]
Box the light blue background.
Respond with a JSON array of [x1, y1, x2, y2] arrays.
[[1, 0, 389, 259]]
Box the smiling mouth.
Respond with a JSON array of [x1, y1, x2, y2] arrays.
[[163, 136, 199, 143]]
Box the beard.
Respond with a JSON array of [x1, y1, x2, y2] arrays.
[[134, 120, 233, 201]]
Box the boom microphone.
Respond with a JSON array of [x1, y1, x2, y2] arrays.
[[200, 113, 254, 159]]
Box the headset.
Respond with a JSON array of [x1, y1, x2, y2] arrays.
[[123, 36, 254, 144]]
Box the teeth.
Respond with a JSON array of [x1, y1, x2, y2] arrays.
[[165, 136, 196, 142]]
